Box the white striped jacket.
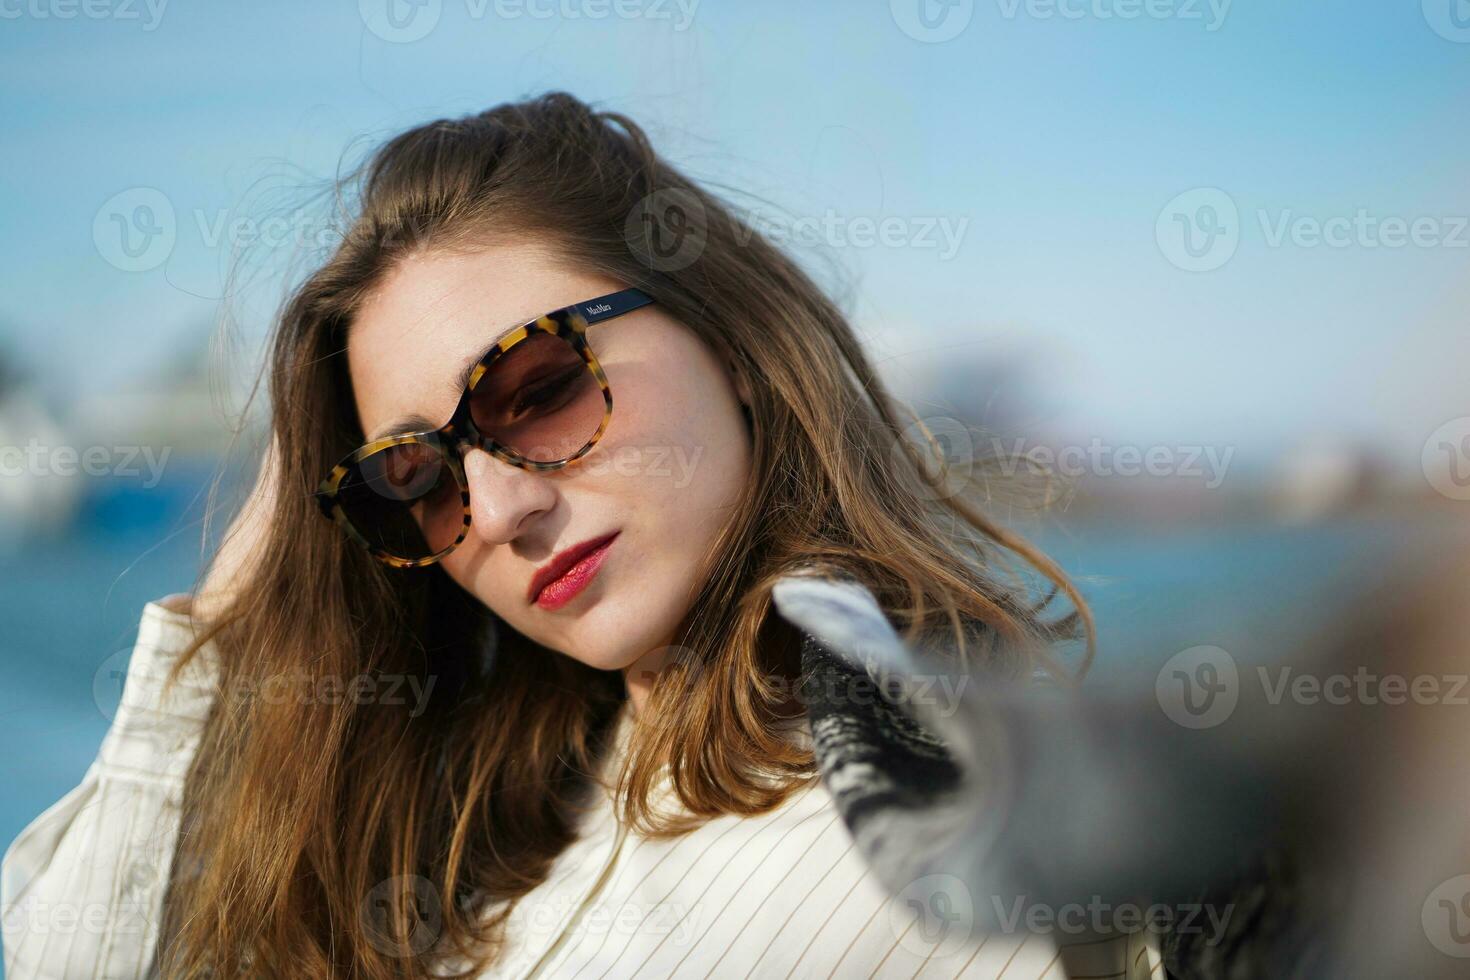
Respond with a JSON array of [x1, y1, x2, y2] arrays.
[[2, 595, 1162, 979]]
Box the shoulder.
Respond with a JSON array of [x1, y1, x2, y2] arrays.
[[100, 598, 221, 787]]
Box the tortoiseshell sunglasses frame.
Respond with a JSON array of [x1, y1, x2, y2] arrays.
[[314, 287, 656, 568]]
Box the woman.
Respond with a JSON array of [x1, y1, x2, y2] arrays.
[[2, 92, 1153, 978]]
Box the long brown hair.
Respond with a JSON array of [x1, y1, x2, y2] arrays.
[[158, 91, 1093, 977]]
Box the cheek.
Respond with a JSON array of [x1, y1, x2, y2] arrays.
[[588, 354, 749, 512]]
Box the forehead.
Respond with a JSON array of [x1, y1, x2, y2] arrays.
[[345, 242, 615, 439]]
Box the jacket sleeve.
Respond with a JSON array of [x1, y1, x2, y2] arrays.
[[2, 596, 220, 980]]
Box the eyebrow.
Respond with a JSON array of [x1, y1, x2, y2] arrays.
[[367, 320, 521, 441], [363, 288, 651, 442]]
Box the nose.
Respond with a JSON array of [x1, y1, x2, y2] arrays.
[[459, 446, 557, 546]]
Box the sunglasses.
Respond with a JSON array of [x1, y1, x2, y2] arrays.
[[315, 287, 655, 568]]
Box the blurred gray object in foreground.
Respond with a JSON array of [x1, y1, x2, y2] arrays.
[[773, 534, 1470, 979]]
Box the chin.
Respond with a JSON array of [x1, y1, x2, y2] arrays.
[[569, 646, 644, 673], [557, 602, 681, 673]]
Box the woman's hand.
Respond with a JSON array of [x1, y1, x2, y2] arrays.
[[188, 434, 283, 625]]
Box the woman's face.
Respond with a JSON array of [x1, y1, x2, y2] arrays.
[[346, 241, 752, 673]]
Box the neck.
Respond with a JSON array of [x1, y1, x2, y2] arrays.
[[621, 643, 675, 716]]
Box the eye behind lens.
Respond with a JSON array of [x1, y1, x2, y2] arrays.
[[335, 440, 464, 562]]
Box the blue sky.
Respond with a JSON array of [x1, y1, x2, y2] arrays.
[[2, 0, 1468, 471]]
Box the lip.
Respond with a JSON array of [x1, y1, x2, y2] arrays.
[[527, 530, 621, 609]]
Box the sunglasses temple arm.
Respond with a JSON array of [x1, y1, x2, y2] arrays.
[[578, 287, 655, 325]]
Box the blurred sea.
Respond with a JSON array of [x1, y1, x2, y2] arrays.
[[1, 466, 1460, 927]]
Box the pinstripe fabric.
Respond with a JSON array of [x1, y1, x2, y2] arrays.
[[449, 707, 1156, 979], [1, 598, 1163, 979]]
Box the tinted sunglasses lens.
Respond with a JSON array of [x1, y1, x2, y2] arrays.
[[335, 441, 463, 561], [469, 332, 605, 464]]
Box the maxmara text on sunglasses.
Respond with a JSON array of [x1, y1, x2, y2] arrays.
[[315, 287, 655, 568]]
